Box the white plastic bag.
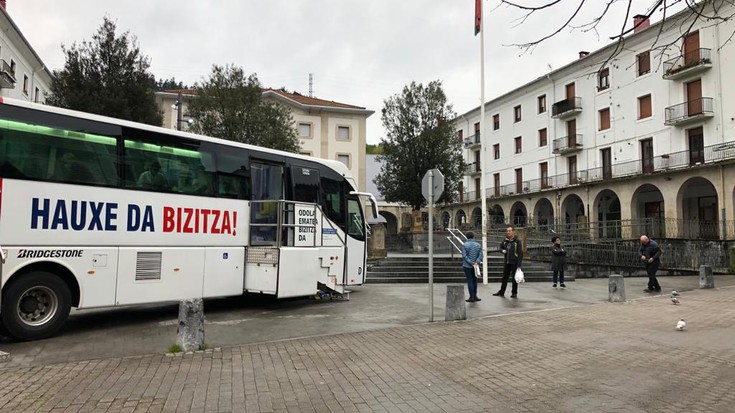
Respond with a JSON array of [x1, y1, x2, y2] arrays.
[[514, 267, 525, 283], [474, 264, 481, 278]]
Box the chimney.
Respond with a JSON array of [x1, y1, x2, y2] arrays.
[[579, 51, 589, 59], [633, 14, 650, 33]]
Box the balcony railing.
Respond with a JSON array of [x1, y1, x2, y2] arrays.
[[552, 134, 583, 154], [664, 97, 714, 126], [464, 132, 481, 148], [551, 97, 582, 119], [0, 59, 15, 89], [459, 140, 735, 202], [663, 48, 712, 80], [464, 161, 481, 175]]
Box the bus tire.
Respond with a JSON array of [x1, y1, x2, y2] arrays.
[[1, 271, 71, 341]]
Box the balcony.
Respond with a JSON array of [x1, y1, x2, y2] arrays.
[[664, 97, 714, 126], [551, 97, 582, 119], [464, 161, 481, 175], [663, 48, 712, 80], [552, 134, 583, 155], [0, 59, 16, 89], [453, 141, 735, 203], [464, 132, 481, 148]]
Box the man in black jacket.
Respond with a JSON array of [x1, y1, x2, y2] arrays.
[[639, 235, 662, 292], [494, 226, 523, 298]]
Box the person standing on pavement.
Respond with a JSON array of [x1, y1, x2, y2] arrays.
[[551, 236, 567, 288], [639, 235, 662, 292], [494, 226, 523, 298], [461, 231, 483, 302]]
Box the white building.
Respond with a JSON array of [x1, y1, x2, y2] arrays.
[[447, 3, 735, 241], [0, 1, 53, 102], [156, 88, 373, 192]]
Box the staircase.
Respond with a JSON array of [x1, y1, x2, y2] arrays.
[[366, 254, 570, 284]]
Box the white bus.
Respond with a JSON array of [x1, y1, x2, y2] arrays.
[[0, 97, 377, 340]]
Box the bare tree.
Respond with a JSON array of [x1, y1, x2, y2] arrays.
[[499, 0, 735, 71]]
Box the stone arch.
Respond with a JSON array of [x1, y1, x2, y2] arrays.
[[510, 201, 528, 227], [489, 204, 505, 228], [561, 194, 586, 237], [631, 184, 665, 238], [533, 197, 555, 230], [593, 189, 621, 238], [471, 207, 482, 229], [441, 211, 451, 230], [455, 209, 467, 228], [676, 177, 718, 238], [379, 211, 398, 235]]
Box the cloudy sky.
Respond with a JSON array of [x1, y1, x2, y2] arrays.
[[8, 0, 679, 144]]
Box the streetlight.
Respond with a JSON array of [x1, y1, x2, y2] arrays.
[[173, 91, 194, 131]]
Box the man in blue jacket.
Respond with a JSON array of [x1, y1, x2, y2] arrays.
[[639, 235, 662, 292], [462, 231, 483, 302]]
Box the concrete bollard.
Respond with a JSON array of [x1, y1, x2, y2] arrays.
[[445, 285, 467, 321], [608, 274, 626, 302], [699, 265, 715, 289], [177, 298, 205, 352]]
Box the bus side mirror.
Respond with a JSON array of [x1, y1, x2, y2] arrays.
[[349, 191, 379, 220]]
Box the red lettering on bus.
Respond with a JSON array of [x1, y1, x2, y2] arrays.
[[163, 207, 175, 232]]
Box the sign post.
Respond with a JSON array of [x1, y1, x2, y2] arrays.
[[422, 168, 444, 322]]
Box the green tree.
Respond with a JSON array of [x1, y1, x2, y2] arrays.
[[155, 77, 188, 91], [46, 17, 162, 126], [375, 81, 464, 210], [186, 64, 299, 153]]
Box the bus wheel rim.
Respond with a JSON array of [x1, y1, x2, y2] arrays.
[[17, 286, 58, 327]]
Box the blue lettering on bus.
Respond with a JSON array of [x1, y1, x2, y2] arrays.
[[31, 198, 118, 231], [127, 204, 155, 232]]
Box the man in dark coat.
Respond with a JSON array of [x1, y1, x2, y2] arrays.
[[639, 235, 662, 292], [494, 226, 523, 298], [551, 236, 566, 288]]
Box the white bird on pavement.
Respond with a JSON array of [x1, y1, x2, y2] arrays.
[[676, 318, 686, 331], [671, 296, 680, 305], [671, 290, 680, 297]]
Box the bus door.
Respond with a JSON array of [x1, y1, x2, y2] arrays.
[[344, 195, 367, 285]]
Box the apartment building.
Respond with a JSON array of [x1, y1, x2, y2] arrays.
[[447, 2, 735, 241], [156, 88, 373, 192], [0, 1, 53, 103]]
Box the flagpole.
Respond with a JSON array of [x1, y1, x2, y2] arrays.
[[479, 0, 489, 285]]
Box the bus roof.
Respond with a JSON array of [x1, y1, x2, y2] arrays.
[[0, 97, 355, 186]]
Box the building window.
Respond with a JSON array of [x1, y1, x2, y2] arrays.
[[599, 108, 611, 131], [337, 126, 350, 141], [457, 129, 464, 142], [300, 151, 313, 156], [298, 123, 312, 138], [597, 68, 610, 91], [337, 154, 350, 168], [22, 75, 29, 95], [637, 51, 650, 76], [539, 128, 547, 147], [493, 143, 500, 159], [514, 105, 522, 123], [493, 173, 500, 197], [540, 162, 549, 189], [9, 59, 15, 77], [493, 114, 500, 130], [473, 122, 480, 138], [514, 136, 522, 154], [638, 94, 652, 119], [537, 95, 546, 113], [34, 87, 40, 103]]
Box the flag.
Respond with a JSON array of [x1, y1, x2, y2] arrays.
[[475, 0, 481, 36]]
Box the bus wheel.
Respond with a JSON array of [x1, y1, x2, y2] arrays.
[[1, 271, 71, 341]]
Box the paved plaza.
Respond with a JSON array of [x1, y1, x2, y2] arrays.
[[1, 275, 734, 412]]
